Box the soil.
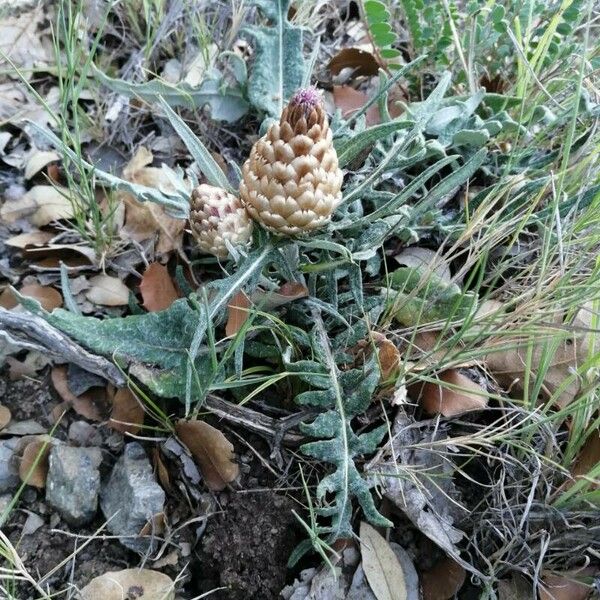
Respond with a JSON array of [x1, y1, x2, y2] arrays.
[[195, 492, 299, 599]]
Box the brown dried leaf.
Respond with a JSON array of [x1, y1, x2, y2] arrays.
[[108, 388, 144, 435], [377, 338, 401, 382], [152, 447, 172, 493], [329, 47, 380, 77], [19, 438, 51, 488], [51, 366, 109, 422], [497, 575, 533, 600], [394, 248, 451, 282], [86, 274, 130, 306], [415, 370, 488, 417], [139, 262, 180, 312], [333, 85, 380, 126], [175, 419, 239, 491], [420, 557, 466, 600], [5, 230, 55, 249], [571, 428, 600, 482], [79, 568, 175, 600], [138, 512, 166, 537], [0, 185, 73, 226], [226, 291, 251, 337], [120, 147, 185, 255], [20, 283, 63, 311], [259, 282, 309, 309], [0, 404, 11, 429], [359, 521, 408, 600], [484, 303, 597, 408], [539, 573, 591, 600]]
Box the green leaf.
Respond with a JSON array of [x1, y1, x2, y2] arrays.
[[374, 32, 396, 47], [157, 97, 233, 192], [245, 0, 305, 117], [92, 66, 249, 123], [452, 129, 490, 146]]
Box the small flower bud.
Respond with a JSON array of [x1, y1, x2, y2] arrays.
[[190, 184, 253, 258]]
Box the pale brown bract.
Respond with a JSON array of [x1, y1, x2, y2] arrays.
[[190, 184, 253, 258], [239, 89, 343, 236]]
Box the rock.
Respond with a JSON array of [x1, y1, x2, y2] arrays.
[[45, 445, 102, 526], [22, 511, 44, 535], [0, 493, 12, 513], [68, 421, 103, 447], [100, 442, 165, 552], [0, 438, 20, 493]]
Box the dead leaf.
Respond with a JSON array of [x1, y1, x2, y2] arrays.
[[6, 351, 53, 380], [329, 47, 380, 77], [497, 575, 533, 599], [152, 447, 172, 493], [394, 248, 451, 282], [19, 283, 63, 311], [138, 512, 166, 537], [484, 303, 597, 408], [139, 262, 180, 312], [79, 568, 175, 600], [24, 150, 59, 179], [256, 281, 309, 309], [0, 7, 53, 79], [571, 427, 600, 484], [0, 185, 73, 226], [333, 85, 381, 126], [226, 290, 251, 337], [414, 370, 488, 417], [108, 388, 144, 435], [377, 338, 401, 382], [51, 366, 109, 422], [420, 557, 466, 600], [5, 230, 55, 249], [539, 573, 591, 600], [0, 404, 11, 429], [19, 438, 52, 488], [86, 274, 130, 306], [175, 419, 239, 491], [120, 147, 185, 255], [359, 521, 408, 600]]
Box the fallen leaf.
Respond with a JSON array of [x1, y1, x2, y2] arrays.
[[51, 366, 109, 422], [19, 283, 63, 311], [377, 338, 401, 382], [360, 521, 407, 600], [108, 388, 144, 435], [484, 303, 597, 408], [24, 150, 59, 179], [138, 512, 166, 537], [86, 274, 130, 306], [329, 47, 380, 77], [152, 447, 172, 493], [394, 248, 451, 282], [5, 230, 55, 249], [497, 575, 533, 599], [0, 185, 73, 226], [333, 85, 380, 126], [175, 419, 239, 491], [139, 263, 179, 312], [571, 428, 600, 484], [120, 147, 185, 255], [226, 290, 251, 337], [256, 281, 309, 309], [79, 568, 175, 600], [0, 404, 11, 429], [6, 352, 53, 380], [539, 573, 591, 600], [414, 370, 488, 417], [420, 557, 466, 600], [19, 438, 52, 488]]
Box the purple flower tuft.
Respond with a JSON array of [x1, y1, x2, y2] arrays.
[[290, 87, 321, 109]]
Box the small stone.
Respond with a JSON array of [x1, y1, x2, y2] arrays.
[[68, 421, 103, 447], [0, 493, 12, 513], [22, 511, 44, 535], [46, 445, 102, 526], [100, 442, 165, 552], [0, 438, 20, 493], [343, 546, 360, 567]]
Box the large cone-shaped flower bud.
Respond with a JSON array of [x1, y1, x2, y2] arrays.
[[239, 88, 343, 236], [190, 184, 253, 258]]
